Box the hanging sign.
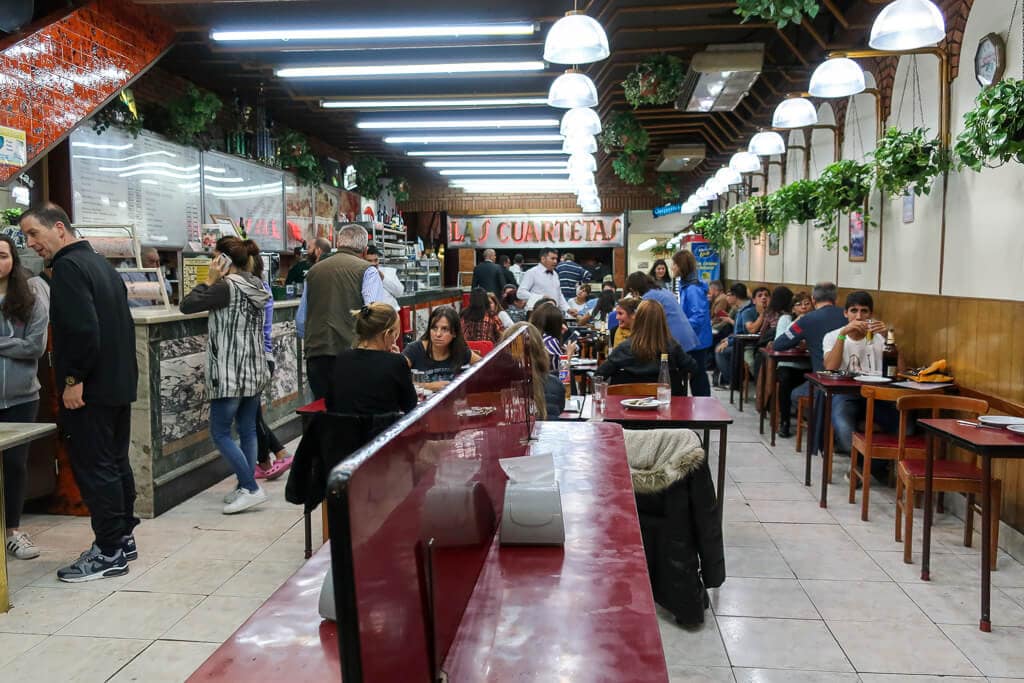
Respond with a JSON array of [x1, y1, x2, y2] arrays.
[[447, 213, 624, 249], [653, 203, 683, 218]]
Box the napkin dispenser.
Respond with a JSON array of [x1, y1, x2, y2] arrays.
[[498, 453, 565, 546]]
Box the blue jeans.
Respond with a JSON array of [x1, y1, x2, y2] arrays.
[[831, 394, 903, 454], [210, 396, 260, 493]]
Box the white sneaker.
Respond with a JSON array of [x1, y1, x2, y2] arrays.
[[222, 486, 267, 514], [223, 487, 244, 504], [6, 531, 40, 560]]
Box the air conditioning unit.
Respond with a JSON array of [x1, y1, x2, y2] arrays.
[[654, 144, 706, 172], [676, 43, 764, 113]]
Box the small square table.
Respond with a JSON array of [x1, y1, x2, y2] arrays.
[[916, 418, 1024, 632], [760, 348, 809, 446], [803, 372, 863, 506]]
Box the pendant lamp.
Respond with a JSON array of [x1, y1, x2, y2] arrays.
[[729, 151, 762, 174], [569, 168, 594, 184], [696, 186, 717, 201], [749, 131, 786, 156], [560, 107, 602, 137], [772, 97, 818, 128], [562, 134, 597, 154], [567, 152, 597, 173], [548, 69, 599, 108], [809, 58, 865, 98], [706, 177, 728, 195], [870, 0, 946, 51], [544, 11, 610, 65], [715, 166, 743, 186]]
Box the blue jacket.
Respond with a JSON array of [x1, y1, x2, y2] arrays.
[[642, 287, 699, 352], [676, 275, 713, 351], [727, 301, 757, 346]]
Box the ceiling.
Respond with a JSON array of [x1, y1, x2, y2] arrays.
[[134, 0, 879, 202]]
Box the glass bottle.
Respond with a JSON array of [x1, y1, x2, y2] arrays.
[[883, 328, 899, 378], [657, 353, 671, 404], [559, 354, 571, 400]]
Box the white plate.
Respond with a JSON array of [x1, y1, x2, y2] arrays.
[[978, 415, 1024, 427], [621, 398, 662, 410], [854, 375, 891, 383], [1007, 425, 1024, 435]]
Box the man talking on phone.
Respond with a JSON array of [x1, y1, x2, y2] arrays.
[[20, 203, 140, 582]]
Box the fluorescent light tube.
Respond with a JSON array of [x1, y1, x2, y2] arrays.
[[440, 169, 569, 176], [385, 134, 564, 144], [212, 23, 537, 42], [276, 61, 545, 78], [322, 97, 549, 109], [357, 118, 558, 130], [424, 160, 568, 168], [638, 238, 658, 251], [407, 149, 566, 157]]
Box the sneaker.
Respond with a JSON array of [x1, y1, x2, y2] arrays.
[[122, 534, 138, 561], [223, 486, 267, 514], [223, 487, 244, 504], [6, 531, 40, 560], [57, 545, 129, 583]]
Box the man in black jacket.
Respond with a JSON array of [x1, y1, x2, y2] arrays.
[[20, 203, 140, 582], [470, 249, 510, 296]]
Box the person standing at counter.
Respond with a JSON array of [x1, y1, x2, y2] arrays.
[[122, 248, 172, 307], [286, 238, 330, 286], [298, 224, 382, 400], [364, 244, 403, 311], [0, 235, 49, 561], [517, 248, 569, 312], [180, 237, 271, 515], [20, 203, 139, 582]]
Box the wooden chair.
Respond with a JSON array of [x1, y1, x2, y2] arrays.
[[607, 382, 660, 397], [894, 394, 1001, 569], [849, 385, 928, 521], [795, 395, 810, 453]]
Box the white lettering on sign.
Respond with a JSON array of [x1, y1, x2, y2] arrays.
[[447, 214, 624, 249]]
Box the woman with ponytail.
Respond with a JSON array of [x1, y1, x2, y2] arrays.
[[181, 236, 271, 514]]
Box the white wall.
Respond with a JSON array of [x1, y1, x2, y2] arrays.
[[764, 162, 784, 282], [807, 103, 840, 285], [783, 129, 810, 284]]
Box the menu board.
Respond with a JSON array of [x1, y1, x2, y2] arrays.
[[313, 183, 340, 242], [284, 174, 313, 250], [202, 151, 285, 252], [70, 127, 201, 247]]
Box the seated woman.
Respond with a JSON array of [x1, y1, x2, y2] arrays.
[[500, 322, 564, 420], [502, 285, 528, 323], [329, 303, 417, 415], [404, 306, 481, 391], [529, 302, 577, 372], [568, 283, 595, 318], [580, 289, 616, 327], [597, 299, 697, 396], [609, 296, 639, 349], [460, 287, 503, 344]]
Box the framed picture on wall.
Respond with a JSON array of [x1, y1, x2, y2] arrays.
[[848, 211, 866, 262], [768, 232, 780, 255]]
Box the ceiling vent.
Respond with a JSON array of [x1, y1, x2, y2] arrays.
[[676, 43, 764, 113], [655, 144, 706, 172]]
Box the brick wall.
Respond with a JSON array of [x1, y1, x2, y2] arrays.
[[0, 0, 176, 183]]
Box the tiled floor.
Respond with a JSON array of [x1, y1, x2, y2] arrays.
[[2, 389, 1024, 681]]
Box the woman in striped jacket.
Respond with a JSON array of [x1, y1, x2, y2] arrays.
[[181, 237, 270, 514]]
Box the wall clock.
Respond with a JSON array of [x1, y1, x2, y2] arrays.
[[974, 32, 1006, 87]]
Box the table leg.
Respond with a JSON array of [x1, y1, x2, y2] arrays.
[[820, 392, 834, 508], [980, 455, 992, 632], [770, 358, 779, 447], [729, 344, 737, 405], [737, 344, 745, 412], [702, 428, 710, 462], [922, 434, 934, 582], [717, 426, 728, 525], [805, 385, 816, 487], [0, 447, 7, 613]]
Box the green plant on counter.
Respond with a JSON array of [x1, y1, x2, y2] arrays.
[[735, 0, 820, 28], [167, 84, 223, 149], [652, 173, 681, 202], [623, 54, 685, 108], [3, 207, 23, 226], [954, 78, 1024, 171], [693, 212, 729, 251], [353, 155, 388, 199], [768, 178, 819, 225], [275, 128, 324, 186], [813, 159, 873, 249], [390, 177, 411, 202], [598, 111, 649, 154], [612, 150, 648, 185], [872, 126, 948, 196], [91, 89, 144, 138]]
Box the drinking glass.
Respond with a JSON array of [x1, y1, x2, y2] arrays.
[[656, 385, 671, 406], [593, 377, 609, 417]]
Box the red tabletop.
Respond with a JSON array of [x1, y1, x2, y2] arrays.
[[574, 395, 733, 426], [442, 421, 668, 682], [918, 418, 1024, 453], [804, 372, 865, 390], [765, 348, 809, 359], [187, 544, 337, 681]]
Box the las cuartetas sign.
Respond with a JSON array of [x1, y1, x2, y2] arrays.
[[448, 213, 625, 249]]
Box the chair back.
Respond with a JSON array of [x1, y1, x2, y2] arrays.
[[894, 394, 989, 462], [467, 340, 494, 356], [859, 385, 912, 453], [607, 382, 660, 397]]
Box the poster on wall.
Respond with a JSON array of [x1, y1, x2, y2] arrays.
[[70, 126, 201, 247], [284, 174, 313, 251], [313, 184, 340, 243], [768, 232, 780, 255], [202, 151, 284, 252], [848, 211, 866, 262], [690, 241, 721, 285], [447, 213, 625, 249], [181, 256, 211, 297]]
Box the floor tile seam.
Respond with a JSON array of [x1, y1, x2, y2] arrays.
[[894, 580, 1024, 627], [936, 622, 1024, 680], [101, 637, 159, 683]]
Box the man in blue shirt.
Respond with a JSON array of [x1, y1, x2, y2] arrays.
[[555, 252, 591, 302], [713, 284, 764, 387], [624, 272, 698, 352]]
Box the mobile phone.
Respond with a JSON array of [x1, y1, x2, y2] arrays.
[[215, 253, 231, 271]]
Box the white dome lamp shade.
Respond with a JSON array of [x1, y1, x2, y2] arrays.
[[569, 169, 595, 184], [749, 131, 786, 156], [548, 69, 599, 109], [562, 133, 598, 154], [544, 11, 610, 65], [706, 177, 728, 195], [772, 97, 818, 128], [581, 201, 602, 213], [575, 177, 597, 192], [560, 107, 602, 137], [715, 166, 743, 186], [808, 57, 866, 98], [567, 152, 597, 173], [729, 150, 762, 174], [577, 187, 599, 201], [696, 186, 717, 201], [869, 0, 946, 51]]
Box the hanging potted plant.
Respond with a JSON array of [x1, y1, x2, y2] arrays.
[[954, 78, 1024, 171], [275, 128, 325, 186], [622, 54, 685, 108], [91, 89, 145, 138], [612, 150, 648, 185], [353, 155, 388, 199], [813, 160, 873, 249], [649, 244, 674, 258], [167, 84, 222, 149], [3, 207, 22, 228], [734, 0, 820, 28], [598, 111, 649, 154], [390, 177, 411, 202], [768, 178, 820, 225], [872, 126, 949, 196], [693, 212, 729, 251], [651, 173, 681, 202]]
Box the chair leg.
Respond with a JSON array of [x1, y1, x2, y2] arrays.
[[895, 475, 903, 542], [964, 493, 975, 548], [848, 445, 860, 505], [903, 482, 915, 564], [937, 492, 945, 514], [861, 452, 873, 522], [991, 483, 1002, 572], [795, 399, 804, 453]]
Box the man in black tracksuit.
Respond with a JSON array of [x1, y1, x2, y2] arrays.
[[20, 203, 139, 582]]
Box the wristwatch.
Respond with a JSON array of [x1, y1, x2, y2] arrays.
[[65, 376, 80, 387]]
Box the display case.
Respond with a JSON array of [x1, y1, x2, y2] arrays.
[[361, 220, 442, 293], [395, 257, 442, 293]]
